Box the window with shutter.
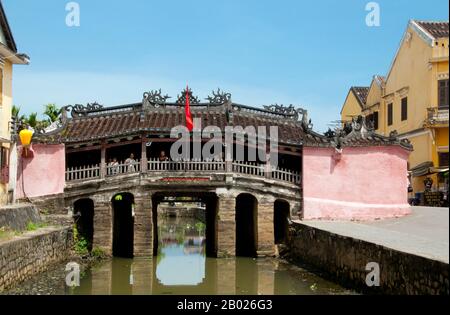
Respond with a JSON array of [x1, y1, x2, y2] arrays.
[[401, 97, 408, 121], [439, 152, 449, 167], [387, 103, 393, 126], [373, 111, 379, 130], [438, 80, 449, 108]]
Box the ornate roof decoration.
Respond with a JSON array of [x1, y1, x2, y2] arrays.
[[206, 88, 231, 105], [143, 89, 171, 107], [263, 104, 301, 120], [64, 102, 104, 118], [32, 88, 413, 152], [176, 87, 200, 105], [320, 115, 413, 151]]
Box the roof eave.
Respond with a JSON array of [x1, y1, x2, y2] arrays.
[[0, 43, 29, 64]]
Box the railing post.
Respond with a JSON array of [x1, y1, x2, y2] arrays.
[[225, 157, 233, 183], [100, 143, 106, 179], [265, 152, 271, 179]]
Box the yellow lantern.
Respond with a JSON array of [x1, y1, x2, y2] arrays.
[[19, 129, 33, 147], [19, 129, 34, 158]]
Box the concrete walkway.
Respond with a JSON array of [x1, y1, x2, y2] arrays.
[[296, 206, 449, 263]]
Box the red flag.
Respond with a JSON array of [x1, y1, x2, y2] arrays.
[[185, 85, 193, 131]]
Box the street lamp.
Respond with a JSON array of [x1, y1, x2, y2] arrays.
[[19, 129, 33, 158]]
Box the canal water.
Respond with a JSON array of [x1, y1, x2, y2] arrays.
[[3, 217, 353, 295]]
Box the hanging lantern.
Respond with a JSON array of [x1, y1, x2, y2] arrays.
[[115, 194, 123, 201], [19, 129, 34, 158]]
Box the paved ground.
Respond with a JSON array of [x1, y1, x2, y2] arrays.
[[296, 206, 449, 263]]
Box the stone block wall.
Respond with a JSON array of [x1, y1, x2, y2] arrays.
[[29, 193, 66, 215], [287, 222, 449, 295], [0, 203, 41, 231], [0, 227, 73, 292], [216, 194, 236, 258], [257, 197, 275, 257]]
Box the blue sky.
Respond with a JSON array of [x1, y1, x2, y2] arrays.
[[3, 0, 449, 131]]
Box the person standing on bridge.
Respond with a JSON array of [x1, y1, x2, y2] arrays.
[[125, 153, 137, 173], [159, 150, 169, 162]]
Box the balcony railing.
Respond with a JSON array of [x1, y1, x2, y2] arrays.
[[65, 159, 301, 185], [426, 106, 449, 126]]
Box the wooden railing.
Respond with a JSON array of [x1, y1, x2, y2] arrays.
[[271, 167, 301, 184], [106, 160, 141, 176], [65, 164, 101, 181], [148, 158, 225, 172], [232, 161, 265, 177], [66, 159, 301, 185]]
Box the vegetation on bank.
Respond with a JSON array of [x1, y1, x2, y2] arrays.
[[0, 221, 49, 241], [73, 224, 106, 260]]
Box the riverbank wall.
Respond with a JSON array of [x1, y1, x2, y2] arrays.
[[286, 221, 449, 295], [0, 226, 73, 292]]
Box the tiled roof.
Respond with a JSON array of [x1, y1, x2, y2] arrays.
[[36, 103, 303, 145], [416, 21, 449, 39], [351, 87, 370, 107], [33, 93, 412, 151]]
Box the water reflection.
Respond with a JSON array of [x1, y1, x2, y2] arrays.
[[156, 218, 206, 286], [66, 216, 351, 295]]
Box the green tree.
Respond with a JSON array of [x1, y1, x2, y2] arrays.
[[11, 105, 25, 122], [25, 112, 38, 128], [43, 104, 60, 124]]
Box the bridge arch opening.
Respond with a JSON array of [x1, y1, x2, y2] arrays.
[[274, 199, 290, 244], [112, 193, 135, 258], [73, 198, 94, 252], [152, 192, 218, 258], [235, 193, 258, 257]]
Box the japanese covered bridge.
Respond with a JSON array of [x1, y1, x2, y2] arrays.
[[14, 88, 413, 258]]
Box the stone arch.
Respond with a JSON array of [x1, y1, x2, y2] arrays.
[[112, 192, 135, 258], [274, 199, 290, 245], [73, 198, 95, 252], [235, 193, 258, 257]]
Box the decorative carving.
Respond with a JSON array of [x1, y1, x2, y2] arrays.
[[65, 102, 103, 117], [206, 88, 231, 105], [176, 87, 200, 105], [324, 128, 336, 138], [143, 89, 171, 107], [389, 130, 399, 140], [326, 127, 346, 150], [298, 108, 313, 130], [263, 104, 300, 120]]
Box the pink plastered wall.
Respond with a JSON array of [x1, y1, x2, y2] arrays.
[[302, 146, 411, 220], [16, 144, 65, 199]]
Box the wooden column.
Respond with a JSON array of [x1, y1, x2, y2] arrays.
[[141, 137, 147, 172], [100, 142, 106, 179]]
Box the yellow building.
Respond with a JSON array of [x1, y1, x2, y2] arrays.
[[0, 1, 29, 205], [341, 20, 449, 198], [340, 86, 369, 123]]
